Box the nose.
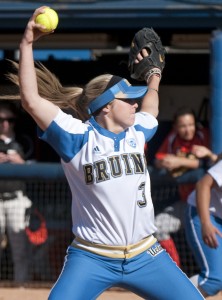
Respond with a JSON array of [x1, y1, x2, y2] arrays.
[[133, 102, 138, 108], [1, 120, 9, 125]]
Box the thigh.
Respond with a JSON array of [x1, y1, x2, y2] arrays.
[[48, 246, 121, 300], [202, 216, 222, 294], [185, 206, 222, 295], [185, 206, 222, 272], [186, 207, 222, 294], [122, 242, 204, 300]]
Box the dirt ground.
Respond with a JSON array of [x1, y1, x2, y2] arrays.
[[0, 288, 213, 300], [0, 287, 143, 300]]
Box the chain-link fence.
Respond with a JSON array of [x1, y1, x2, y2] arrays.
[[0, 163, 199, 286]]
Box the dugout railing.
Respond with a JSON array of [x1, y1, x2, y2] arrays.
[[0, 163, 199, 287]]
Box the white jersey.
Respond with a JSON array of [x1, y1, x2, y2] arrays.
[[39, 109, 158, 246], [187, 160, 222, 220]]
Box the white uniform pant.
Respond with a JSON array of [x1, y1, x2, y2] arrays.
[[0, 191, 32, 283]]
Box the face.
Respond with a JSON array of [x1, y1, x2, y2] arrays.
[[0, 108, 16, 135], [108, 98, 138, 130], [174, 114, 196, 141]]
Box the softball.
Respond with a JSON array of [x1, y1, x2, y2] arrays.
[[35, 7, 59, 32]]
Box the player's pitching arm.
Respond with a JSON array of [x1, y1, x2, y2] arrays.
[[19, 6, 59, 131]]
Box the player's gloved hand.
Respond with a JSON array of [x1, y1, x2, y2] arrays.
[[128, 28, 166, 82]]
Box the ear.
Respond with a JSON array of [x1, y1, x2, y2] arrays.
[[102, 102, 112, 113]]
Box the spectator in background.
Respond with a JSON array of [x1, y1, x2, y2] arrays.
[[185, 149, 222, 299], [153, 106, 210, 267], [0, 101, 33, 284]]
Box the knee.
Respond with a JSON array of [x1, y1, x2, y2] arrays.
[[211, 279, 222, 295], [200, 277, 222, 296]]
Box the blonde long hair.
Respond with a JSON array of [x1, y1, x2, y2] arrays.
[[3, 60, 112, 121]]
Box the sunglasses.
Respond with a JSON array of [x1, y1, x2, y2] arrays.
[[0, 117, 16, 124], [115, 98, 138, 104]]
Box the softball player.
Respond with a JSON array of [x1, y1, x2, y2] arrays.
[[4, 6, 204, 300], [185, 158, 222, 298]]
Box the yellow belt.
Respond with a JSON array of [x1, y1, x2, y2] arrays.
[[71, 235, 157, 259]]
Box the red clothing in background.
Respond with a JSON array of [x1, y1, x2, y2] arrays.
[[156, 127, 209, 201]]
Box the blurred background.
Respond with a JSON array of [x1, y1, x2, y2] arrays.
[[0, 0, 222, 289]]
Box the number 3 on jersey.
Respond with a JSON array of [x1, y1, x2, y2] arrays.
[[137, 182, 147, 207]]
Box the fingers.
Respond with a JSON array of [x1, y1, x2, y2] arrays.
[[135, 48, 149, 63], [30, 6, 47, 21], [25, 6, 54, 40], [191, 145, 210, 158], [141, 48, 149, 57], [34, 6, 49, 15], [203, 228, 221, 248], [204, 235, 218, 248], [216, 229, 222, 238]]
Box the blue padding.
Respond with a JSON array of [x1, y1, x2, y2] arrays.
[[211, 30, 222, 154], [0, 163, 65, 180]]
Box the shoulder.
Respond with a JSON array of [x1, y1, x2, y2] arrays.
[[53, 109, 90, 133], [207, 160, 222, 187], [135, 112, 158, 128]]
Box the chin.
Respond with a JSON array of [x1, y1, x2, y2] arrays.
[[129, 120, 135, 127]]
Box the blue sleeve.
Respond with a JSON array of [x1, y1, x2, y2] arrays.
[[135, 112, 158, 142]]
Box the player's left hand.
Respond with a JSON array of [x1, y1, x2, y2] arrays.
[[201, 222, 222, 248], [128, 27, 165, 82]]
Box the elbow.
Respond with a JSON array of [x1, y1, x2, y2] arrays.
[[20, 92, 29, 110], [20, 93, 37, 114], [21, 99, 29, 112], [147, 106, 159, 118], [155, 108, 159, 118], [152, 107, 159, 118]]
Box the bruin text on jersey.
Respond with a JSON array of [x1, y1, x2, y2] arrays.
[[83, 152, 146, 184]]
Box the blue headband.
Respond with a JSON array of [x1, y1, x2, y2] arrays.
[[88, 78, 147, 114]]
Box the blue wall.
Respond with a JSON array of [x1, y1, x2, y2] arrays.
[[210, 30, 222, 154]]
